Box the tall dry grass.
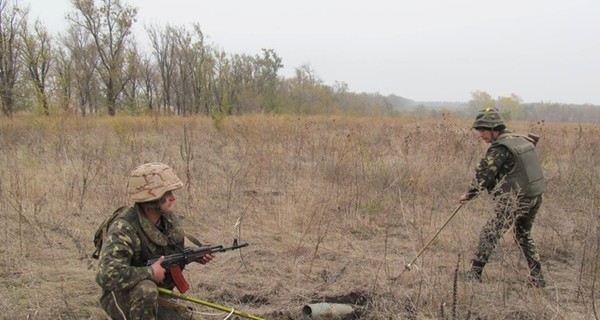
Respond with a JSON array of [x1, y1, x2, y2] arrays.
[[0, 114, 598, 319]]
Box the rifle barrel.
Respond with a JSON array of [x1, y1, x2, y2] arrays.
[[146, 242, 249, 267]]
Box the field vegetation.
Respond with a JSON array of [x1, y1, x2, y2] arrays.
[[0, 114, 598, 319]]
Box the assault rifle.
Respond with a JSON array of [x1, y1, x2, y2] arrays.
[[147, 239, 249, 293]]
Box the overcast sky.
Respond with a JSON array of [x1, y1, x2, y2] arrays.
[[25, 0, 600, 104]]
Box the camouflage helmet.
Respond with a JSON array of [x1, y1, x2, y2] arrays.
[[127, 163, 183, 202], [472, 107, 505, 130]]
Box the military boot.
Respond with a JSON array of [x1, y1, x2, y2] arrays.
[[463, 260, 485, 282], [527, 261, 546, 288]]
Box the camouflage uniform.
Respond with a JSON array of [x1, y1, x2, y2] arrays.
[[96, 205, 187, 319], [464, 109, 546, 287], [95, 163, 191, 320]]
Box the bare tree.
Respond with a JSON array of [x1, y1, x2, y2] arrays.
[[60, 24, 100, 115], [147, 23, 176, 113], [170, 26, 191, 115], [0, 0, 27, 117], [228, 52, 256, 113], [496, 94, 523, 120], [255, 48, 283, 113], [286, 63, 325, 113], [467, 90, 495, 116], [20, 19, 52, 115], [138, 54, 158, 111], [122, 46, 144, 111], [53, 46, 73, 111], [172, 24, 212, 115], [208, 48, 233, 116], [67, 0, 137, 116], [149, 23, 214, 115]]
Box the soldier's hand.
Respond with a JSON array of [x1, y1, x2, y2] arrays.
[[150, 256, 166, 283], [196, 253, 215, 265]]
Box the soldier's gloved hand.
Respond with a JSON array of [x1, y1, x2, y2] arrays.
[[150, 256, 166, 283]]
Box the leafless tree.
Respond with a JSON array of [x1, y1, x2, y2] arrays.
[[60, 24, 100, 115], [147, 23, 176, 113], [121, 46, 142, 111], [0, 0, 27, 117], [52, 46, 73, 111], [67, 0, 137, 116], [254, 48, 283, 112], [138, 54, 158, 111], [20, 19, 52, 115], [173, 24, 212, 115]]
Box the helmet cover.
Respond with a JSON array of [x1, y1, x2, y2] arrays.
[[127, 163, 183, 202], [472, 107, 505, 130]]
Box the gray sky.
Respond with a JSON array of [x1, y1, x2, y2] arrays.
[[26, 0, 600, 104]]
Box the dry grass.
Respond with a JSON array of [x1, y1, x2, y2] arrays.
[[0, 114, 598, 319]]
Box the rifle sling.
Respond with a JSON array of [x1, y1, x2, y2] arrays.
[[185, 233, 203, 247]]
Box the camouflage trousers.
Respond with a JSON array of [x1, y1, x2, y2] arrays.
[[100, 280, 191, 320], [473, 194, 543, 275]]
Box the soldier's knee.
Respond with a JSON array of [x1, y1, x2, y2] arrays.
[[131, 280, 159, 304]]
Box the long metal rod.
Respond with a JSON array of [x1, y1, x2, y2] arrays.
[[158, 287, 267, 320], [392, 202, 466, 281]]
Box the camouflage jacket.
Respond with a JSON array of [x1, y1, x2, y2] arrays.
[[95, 204, 185, 292], [465, 142, 515, 200]]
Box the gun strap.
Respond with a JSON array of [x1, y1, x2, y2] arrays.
[[185, 233, 203, 247], [170, 265, 190, 293]]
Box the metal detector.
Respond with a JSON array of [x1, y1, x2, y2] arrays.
[[392, 201, 467, 282]]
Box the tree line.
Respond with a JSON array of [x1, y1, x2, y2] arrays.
[[1, 0, 598, 123], [0, 0, 398, 117]]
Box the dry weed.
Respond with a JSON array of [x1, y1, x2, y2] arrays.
[[0, 114, 598, 319]]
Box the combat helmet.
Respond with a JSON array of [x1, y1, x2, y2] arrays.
[[127, 163, 183, 202], [472, 107, 505, 130]]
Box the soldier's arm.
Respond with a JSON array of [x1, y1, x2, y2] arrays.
[[467, 145, 512, 197], [95, 220, 154, 291]]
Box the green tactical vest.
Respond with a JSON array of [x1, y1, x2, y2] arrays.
[[492, 134, 546, 197]]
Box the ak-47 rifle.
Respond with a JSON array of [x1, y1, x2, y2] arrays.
[[147, 239, 248, 293]]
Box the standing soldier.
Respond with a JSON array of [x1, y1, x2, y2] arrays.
[[459, 108, 546, 288], [95, 163, 214, 319]]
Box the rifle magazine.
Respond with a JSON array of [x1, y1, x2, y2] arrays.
[[169, 265, 190, 293]]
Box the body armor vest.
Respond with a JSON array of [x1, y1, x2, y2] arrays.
[[492, 134, 546, 197]]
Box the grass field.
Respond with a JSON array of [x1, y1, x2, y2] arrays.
[[1, 114, 598, 319]]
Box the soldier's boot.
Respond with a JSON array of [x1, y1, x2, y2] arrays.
[[527, 261, 546, 288], [463, 260, 485, 282]]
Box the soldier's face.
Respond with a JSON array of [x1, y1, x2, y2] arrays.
[[160, 191, 176, 211], [476, 129, 495, 143]]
